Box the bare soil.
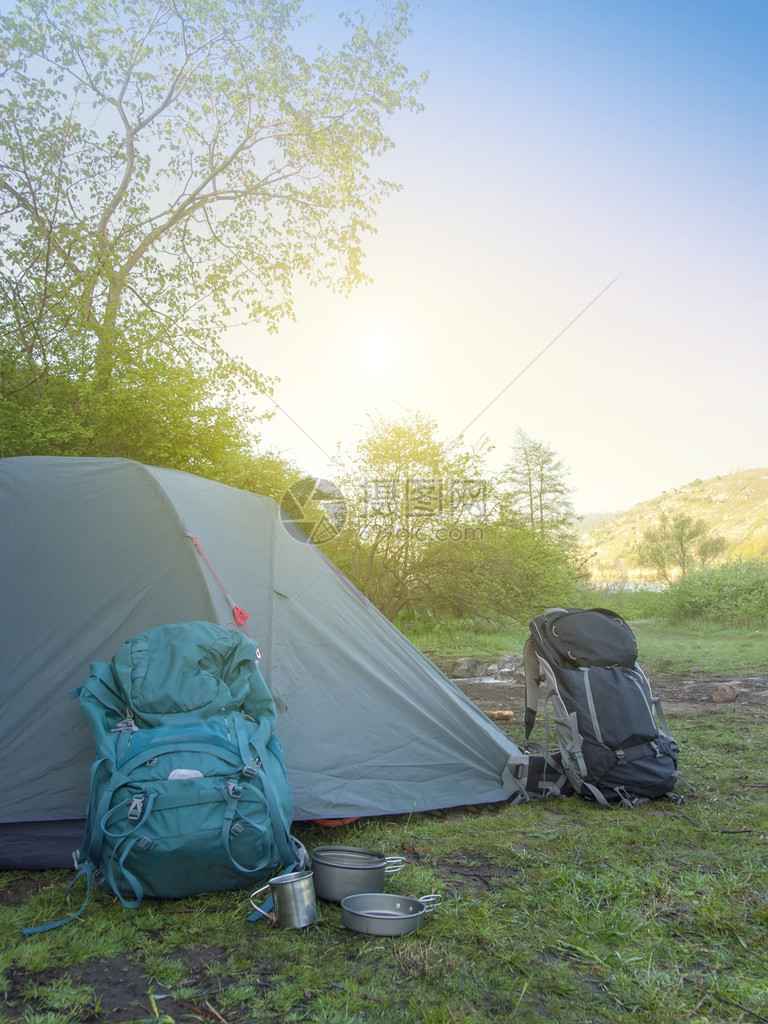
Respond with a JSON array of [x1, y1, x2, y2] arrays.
[[3, 949, 254, 1024], [455, 671, 768, 720]]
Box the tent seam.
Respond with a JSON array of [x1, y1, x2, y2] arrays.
[[138, 464, 219, 625]]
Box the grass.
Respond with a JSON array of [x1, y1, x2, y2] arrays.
[[629, 621, 768, 676], [398, 617, 530, 665], [2, 625, 767, 1024], [3, 717, 766, 1024], [399, 614, 768, 677]]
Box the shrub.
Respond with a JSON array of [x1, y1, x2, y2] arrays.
[[664, 558, 768, 629]]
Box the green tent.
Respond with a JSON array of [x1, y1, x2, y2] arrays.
[[0, 456, 519, 869]]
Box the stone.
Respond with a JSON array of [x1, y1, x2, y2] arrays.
[[498, 668, 520, 681], [712, 683, 739, 703], [497, 653, 524, 672], [448, 657, 487, 679]]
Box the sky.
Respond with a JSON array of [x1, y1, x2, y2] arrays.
[[227, 0, 768, 514]]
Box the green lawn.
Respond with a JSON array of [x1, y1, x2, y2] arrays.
[[630, 621, 768, 676]]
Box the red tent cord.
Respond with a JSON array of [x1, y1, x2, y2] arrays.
[[233, 606, 250, 628], [187, 535, 251, 636]]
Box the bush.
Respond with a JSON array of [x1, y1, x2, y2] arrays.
[[664, 558, 768, 629]]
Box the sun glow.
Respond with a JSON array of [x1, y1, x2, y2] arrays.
[[352, 327, 405, 377]]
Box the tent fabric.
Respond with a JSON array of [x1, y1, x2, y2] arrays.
[[0, 456, 519, 870]]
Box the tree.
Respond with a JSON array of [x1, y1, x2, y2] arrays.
[[325, 412, 582, 623], [500, 429, 576, 540], [636, 513, 727, 585], [416, 519, 581, 624], [328, 412, 492, 620], [0, 0, 423, 467]]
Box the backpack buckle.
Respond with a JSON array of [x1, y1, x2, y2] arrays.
[[242, 757, 262, 778], [615, 786, 642, 808], [128, 795, 144, 820], [227, 781, 243, 799], [111, 708, 139, 734]]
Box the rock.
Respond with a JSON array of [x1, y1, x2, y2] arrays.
[[712, 683, 739, 703], [498, 668, 520, 682], [448, 657, 487, 679], [497, 653, 524, 672]]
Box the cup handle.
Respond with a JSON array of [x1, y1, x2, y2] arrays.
[[249, 884, 274, 920]]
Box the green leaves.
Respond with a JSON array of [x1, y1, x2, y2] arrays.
[[502, 428, 577, 542], [664, 558, 768, 629], [0, 0, 424, 471], [636, 513, 727, 585], [326, 412, 580, 623]]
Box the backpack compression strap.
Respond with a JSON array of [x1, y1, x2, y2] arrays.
[[20, 866, 95, 935]]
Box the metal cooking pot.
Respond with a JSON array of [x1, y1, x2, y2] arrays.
[[340, 892, 442, 936], [311, 846, 406, 903]]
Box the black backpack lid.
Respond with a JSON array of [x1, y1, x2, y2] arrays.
[[531, 607, 638, 668]]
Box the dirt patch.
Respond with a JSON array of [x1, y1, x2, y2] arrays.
[[2, 947, 274, 1024], [642, 673, 768, 714], [0, 873, 60, 906], [455, 673, 768, 719], [432, 849, 521, 895]]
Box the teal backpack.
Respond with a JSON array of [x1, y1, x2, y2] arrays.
[[24, 622, 302, 932]]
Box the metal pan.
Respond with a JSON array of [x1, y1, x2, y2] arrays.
[[340, 892, 442, 936], [311, 846, 406, 902]]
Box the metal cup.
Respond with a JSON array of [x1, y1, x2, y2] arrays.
[[250, 869, 318, 929]]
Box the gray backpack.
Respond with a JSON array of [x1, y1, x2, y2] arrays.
[[505, 608, 686, 807]]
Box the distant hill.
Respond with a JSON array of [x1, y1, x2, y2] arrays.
[[574, 512, 616, 537], [579, 468, 768, 582]]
